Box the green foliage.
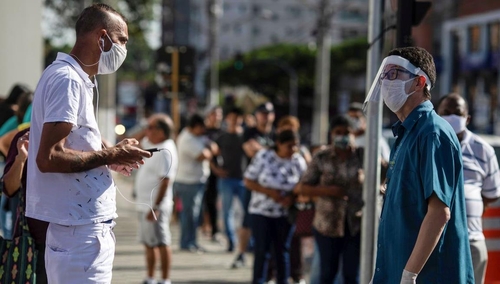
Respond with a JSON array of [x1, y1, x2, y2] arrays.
[[219, 38, 368, 104]]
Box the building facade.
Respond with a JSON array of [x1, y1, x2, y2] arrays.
[[163, 0, 369, 99], [412, 0, 500, 135], [440, 8, 500, 135]]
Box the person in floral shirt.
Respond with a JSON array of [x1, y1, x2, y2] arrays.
[[244, 129, 307, 284], [295, 115, 386, 284]]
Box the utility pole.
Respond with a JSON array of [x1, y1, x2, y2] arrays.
[[311, 0, 332, 145], [170, 47, 180, 131], [208, 0, 222, 106], [360, 0, 384, 282]]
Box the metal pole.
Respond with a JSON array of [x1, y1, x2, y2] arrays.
[[171, 48, 180, 131], [360, 0, 383, 283], [311, 0, 331, 145], [208, 0, 222, 106]]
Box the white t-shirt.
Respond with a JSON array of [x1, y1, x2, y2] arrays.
[[461, 130, 500, 240], [244, 149, 307, 218], [175, 129, 210, 184], [134, 138, 178, 212], [26, 52, 116, 226]]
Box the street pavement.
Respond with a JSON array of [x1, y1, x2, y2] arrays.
[[111, 173, 254, 284]]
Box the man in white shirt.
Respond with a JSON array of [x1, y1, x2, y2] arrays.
[[175, 114, 213, 252], [437, 93, 500, 284], [26, 4, 151, 283], [135, 114, 178, 284]]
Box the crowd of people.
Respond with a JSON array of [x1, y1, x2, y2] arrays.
[[1, 3, 500, 284], [146, 98, 364, 284]]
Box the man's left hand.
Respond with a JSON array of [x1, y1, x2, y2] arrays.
[[109, 163, 140, 176]]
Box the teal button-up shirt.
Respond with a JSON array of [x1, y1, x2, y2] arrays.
[[373, 101, 474, 283]]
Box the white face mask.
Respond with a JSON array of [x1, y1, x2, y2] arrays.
[[98, 33, 127, 75], [381, 78, 416, 113], [441, 114, 467, 134]]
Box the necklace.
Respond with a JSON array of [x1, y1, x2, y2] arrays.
[[70, 54, 99, 67]]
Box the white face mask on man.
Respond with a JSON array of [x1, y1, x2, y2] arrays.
[[441, 114, 467, 134], [98, 33, 127, 75], [381, 77, 416, 113]]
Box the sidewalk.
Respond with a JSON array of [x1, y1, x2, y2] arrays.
[[111, 173, 253, 284]]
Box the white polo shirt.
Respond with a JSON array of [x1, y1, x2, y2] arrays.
[[462, 130, 500, 240], [26, 52, 117, 226]]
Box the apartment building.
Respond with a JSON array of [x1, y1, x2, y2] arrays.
[[162, 0, 369, 97]]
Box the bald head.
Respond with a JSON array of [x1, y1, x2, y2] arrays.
[[437, 93, 469, 117], [149, 113, 174, 139]]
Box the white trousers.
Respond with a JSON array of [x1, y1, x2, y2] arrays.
[[45, 221, 116, 284]]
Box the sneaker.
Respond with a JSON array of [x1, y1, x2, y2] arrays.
[[192, 244, 206, 254], [294, 279, 306, 284], [211, 234, 224, 245], [231, 253, 245, 269], [181, 245, 206, 254]]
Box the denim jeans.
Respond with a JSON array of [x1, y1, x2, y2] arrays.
[[313, 228, 360, 284], [217, 178, 246, 247], [251, 214, 295, 284], [310, 240, 342, 284], [174, 182, 205, 249]]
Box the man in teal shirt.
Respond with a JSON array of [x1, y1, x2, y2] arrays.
[[365, 47, 474, 283]]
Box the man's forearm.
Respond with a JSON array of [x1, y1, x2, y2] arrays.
[[244, 178, 274, 196], [37, 147, 115, 173], [3, 155, 26, 196], [154, 179, 169, 207], [405, 196, 450, 273]]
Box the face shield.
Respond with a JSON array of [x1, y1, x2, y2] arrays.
[[363, 55, 432, 113]]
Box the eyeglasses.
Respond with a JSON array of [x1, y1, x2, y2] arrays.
[[380, 68, 416, 81]]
